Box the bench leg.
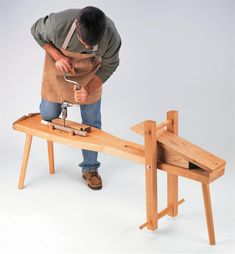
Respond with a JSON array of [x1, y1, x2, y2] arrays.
[[18, 134, 33, 189], [202, 183, 216, 245], [167, 174, 178, 216], [144, 120, 158, 230], [167, 110, 179, 217], [47, 141, 55, 174]]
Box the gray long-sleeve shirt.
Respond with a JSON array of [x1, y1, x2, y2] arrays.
[[31, 9, 121, 83]]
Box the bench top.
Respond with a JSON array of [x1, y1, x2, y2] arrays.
[[13, 114, 145, 165]]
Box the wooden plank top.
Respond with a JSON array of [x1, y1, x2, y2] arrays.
[[13, 114, 145, 165], [131, 121, 226, 173]]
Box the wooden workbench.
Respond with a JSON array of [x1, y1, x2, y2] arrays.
[[13, 111, 226, 245]]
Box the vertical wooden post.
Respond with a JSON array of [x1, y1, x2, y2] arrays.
[[144, 120, 158, 230], [47, 141, 55, 174], [18, 134, 33, 189], [167, 110, 179, 216], [202, 183, 216, 245]]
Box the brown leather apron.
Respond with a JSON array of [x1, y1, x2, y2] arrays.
[[41, 19, 102, 105]]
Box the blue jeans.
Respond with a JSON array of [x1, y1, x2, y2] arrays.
[[40, 98, 102, 173]]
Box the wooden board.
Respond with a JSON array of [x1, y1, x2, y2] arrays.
[[131, 121, 226, 173], [158, 131, 226, 173], [52, 118, 91, 133], [158, 144, 191, 168], [132, 121, 191, 168], [157, 162, 224, 184]]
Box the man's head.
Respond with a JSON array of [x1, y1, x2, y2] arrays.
[[76, 6, 107, 47]]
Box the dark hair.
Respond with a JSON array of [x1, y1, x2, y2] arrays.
[[77, 6, 107, 46]]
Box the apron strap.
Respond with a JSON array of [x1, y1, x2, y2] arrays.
[[62, 19, 77, 50]]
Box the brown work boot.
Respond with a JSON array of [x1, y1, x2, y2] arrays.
[[82, 170, 102, 190]]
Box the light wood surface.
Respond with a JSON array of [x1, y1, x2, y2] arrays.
[[158, 144, 191, 168], [131, 121, 226, 173], [131, 120, 172, 133], [140, 198, 185, 229], [167, 111, 179, 217], [52, 118, 91, 132], [18, 134, 33, 189], [144, 120, 158, 230], [158, 162, 209, 183], [13, 112, 226, 245], [13, 114, 145, 165], [47, 141, 55, 174], [13, 114, 225, 183], [41, 120, 88, 137], [202, 183, 216, 245], [158, 131, 226, 173]]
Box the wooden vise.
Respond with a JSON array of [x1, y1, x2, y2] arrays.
[[131, 111, 226, 245]]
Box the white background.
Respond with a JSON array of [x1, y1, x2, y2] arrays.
[[0, 0, 234, 253]]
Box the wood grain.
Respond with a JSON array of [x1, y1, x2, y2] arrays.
[[144, 120, 158, 230], [18, 134, 33, 189], [47, 141, 55, 174], [13, 114, 145, 165], [52, 118, 91, 133], [131, 121, 226, 172], [167, 110, 179, 217], [202, 183, 216, 245]]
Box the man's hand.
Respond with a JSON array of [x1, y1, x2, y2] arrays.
[[43, 43, 74, 73], [73, 85, 88, 103], [55, 56, 74, 73]]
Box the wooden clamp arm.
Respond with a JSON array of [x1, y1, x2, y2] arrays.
[[130, 119, 173, 136]]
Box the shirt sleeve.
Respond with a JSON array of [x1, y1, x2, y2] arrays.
[[31, 13, 57, 48], [95, 30, 122, 83]]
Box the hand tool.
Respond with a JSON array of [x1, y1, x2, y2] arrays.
[[61, 72, 80, 126]]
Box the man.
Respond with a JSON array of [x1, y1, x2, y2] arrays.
[[31, 6, 121, 190]]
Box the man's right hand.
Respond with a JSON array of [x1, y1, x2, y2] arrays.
[[43, 43, 74, 73], [55, 57, 74, 73]]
